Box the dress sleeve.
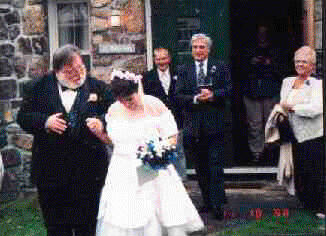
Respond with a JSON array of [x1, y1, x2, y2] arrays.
[[158, 109, 178, 138], [105, 102, 121, 136], [144, 95, 178, 138]]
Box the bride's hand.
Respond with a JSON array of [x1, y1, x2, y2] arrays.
[[86, 117, 104, 134], [86, 118, 112, 144]]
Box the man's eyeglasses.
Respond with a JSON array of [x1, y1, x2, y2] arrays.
[[61, 64, 86, 76], [294, 60, 310, 64]]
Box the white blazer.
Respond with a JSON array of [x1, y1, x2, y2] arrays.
[[280, 76, 323, 143]]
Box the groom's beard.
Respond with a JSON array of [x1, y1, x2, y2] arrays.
[[56, 71, 86, 90]]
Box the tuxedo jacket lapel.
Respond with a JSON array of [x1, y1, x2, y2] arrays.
[[48, 74, 66, 114], [70, 80, 90, 115], [153, 70, 167, 96]]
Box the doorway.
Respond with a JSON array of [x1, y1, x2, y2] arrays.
[[150, 0, 304, 168], [230, 0, 303, 166]]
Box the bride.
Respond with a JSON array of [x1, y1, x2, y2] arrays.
[[87, 70, 204, 236]]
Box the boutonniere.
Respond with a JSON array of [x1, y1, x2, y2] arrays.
[[172, 75, 178, 80], [88, 93, 98, 102], [210, 65, 217, 74]]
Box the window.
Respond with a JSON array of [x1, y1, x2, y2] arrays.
[[48, 0, 91, 70]]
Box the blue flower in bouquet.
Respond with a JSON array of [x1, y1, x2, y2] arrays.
[[137, 139, 177, 171]]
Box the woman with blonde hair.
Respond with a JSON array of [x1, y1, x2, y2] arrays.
[[279, 46, 324, 215]]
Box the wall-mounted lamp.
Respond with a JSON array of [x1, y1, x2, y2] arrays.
[[110, 9, 121, 27]]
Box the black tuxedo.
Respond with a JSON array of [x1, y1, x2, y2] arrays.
[[17, 72, 114, 229], [175, 57, 231, 210], [142, 68, 182, 128]]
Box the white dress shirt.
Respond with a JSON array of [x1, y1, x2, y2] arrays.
[[58, 83, 78, 113], [195, 59, 208, 77], [157, 68, 171, 95]]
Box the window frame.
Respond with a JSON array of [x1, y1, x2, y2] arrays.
[[48, 0, 91, 70]]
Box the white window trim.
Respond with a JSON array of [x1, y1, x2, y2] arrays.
[[145, 0, 153, 70], [48, 0, 91, 69]]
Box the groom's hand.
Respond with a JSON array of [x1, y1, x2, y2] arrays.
[[45, 113, 67, 135]]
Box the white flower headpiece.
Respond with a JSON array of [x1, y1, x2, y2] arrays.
[[111, 69, 142, 83]]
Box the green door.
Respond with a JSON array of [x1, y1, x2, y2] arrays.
[[151, 0, 230, 64], [151, 0, 234, 167]]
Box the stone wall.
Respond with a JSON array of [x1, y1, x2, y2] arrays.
[[0, 0, 147, 201], [90, 0, 147, 82], [0, 0, 48, 201]]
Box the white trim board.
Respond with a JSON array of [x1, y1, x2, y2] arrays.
[[186, 167, 278, 175]]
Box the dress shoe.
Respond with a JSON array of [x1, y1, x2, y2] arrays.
[[252, 153, 261, 163], [212, 207, 224, 221]]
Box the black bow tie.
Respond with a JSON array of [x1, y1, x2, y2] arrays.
[[61, 86, 78, 92]]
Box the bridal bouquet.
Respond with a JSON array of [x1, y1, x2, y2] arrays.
[[136, 138, 177, 171]]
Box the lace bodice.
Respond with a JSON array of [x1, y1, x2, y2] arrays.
[[105, 95, 178, 156]]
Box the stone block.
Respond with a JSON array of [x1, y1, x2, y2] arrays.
[[0, 170, 19, 195], [26, 0, 42, 5], [4, 10, 20, 25], [12, 133, 33, 151], [91, 6, 111, 18], [14, 56, 27, 78], [92, 34, 104, 45], [0, 16, 8, 40], [0, 3, 10, 14], [13, 0, 26, 8], [121, 0, 144, 33], [91, 0, 110, 8], [93, 55, 117, 66], [1, 148, 21, 167], [91, 66, 112, 82], [17, 37, 32, 54], [32, 36, 48, 55], [0, 79, 17, 100], [0, 58, 13, 77], [8, 24, 20, 40], [23, 5, 45, 35], [121, 55, 146, 74], [28, 56, 49, 79], [0, 43, 15, 57], [0, 129, 7, 149], [92, 16, 109, 32]]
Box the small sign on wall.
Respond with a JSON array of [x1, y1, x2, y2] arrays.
[[98, 43, 136, 54]]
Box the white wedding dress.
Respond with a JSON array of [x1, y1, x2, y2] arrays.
[[96, 95, 204, 236]]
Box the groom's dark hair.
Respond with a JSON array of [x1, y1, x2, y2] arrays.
[[110, 77, 138, 98]]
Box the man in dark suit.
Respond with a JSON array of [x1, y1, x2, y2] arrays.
[[17, 45, 114, 236], [142, 47, 186, 180], [175, 34, 232, 220]]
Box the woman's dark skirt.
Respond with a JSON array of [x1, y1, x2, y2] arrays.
[[293, 136, 325, 213]]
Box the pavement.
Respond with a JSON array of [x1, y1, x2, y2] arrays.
[[184, 179, 305, 235]]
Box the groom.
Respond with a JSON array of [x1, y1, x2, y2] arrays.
[[17, 45, 114, 236]]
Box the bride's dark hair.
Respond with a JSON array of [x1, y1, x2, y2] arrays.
[[110, 76, 139, 98]]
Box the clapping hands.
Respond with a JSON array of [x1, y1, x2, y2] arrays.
[[197, 88, 214, 102]]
